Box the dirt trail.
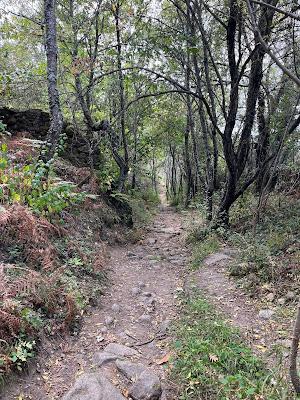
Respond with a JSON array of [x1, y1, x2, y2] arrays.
[[1, 207, 187, 399], [185, 251, 289, 361], [1, 207, 290, 400]]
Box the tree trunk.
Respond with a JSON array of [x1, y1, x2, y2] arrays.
[[43, 0, 63, 162], [290, 301, 300, 394], [114, 1, 129, 191]]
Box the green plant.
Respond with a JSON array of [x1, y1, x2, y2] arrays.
[[9, 338, 36, 371], [190, 235, 220, 270], [0, 119, 8, 135], [0, 143, 85, 215], [173, 294, 293, 399], [20, 308, 43, 330]]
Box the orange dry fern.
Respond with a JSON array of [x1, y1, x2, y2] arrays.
[[0, 205, 60, 269]]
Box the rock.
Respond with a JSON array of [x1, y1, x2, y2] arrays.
[[132, 287, 142, 296], [101, 326, 108, 334], [280, 339, 292, 348], [139, 314, 151, 323], [116, 360, 146, 380], [266, 292, 275, 302], [93, 351, 120, 367], [258, 309, 275, 320], [104, 343, 139, 357], [138, 281, 146, 289], [105, 316, 114, 325], [160, 391, 168, 400], [112, 304, 121, 313], [142, 292, 152, 297], [157, 319, 170, 337], [277, 298, 285, 305], [286, 291, 296, 301], [204, 252, 231, 266], [129, 370, 162, 400], [127, 252, 138, 258], [62, 373, 125, 400]]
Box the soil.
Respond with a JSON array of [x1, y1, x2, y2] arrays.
[[0, 206, 293, 399], [1, 207, 187, 399]]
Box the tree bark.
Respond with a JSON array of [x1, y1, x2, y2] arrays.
[[43, 0, 63, 162], [114, 0, 129, 191], [290, 301, 300, 394]]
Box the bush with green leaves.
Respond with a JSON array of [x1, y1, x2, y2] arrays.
[[0, 142, 85, 215]]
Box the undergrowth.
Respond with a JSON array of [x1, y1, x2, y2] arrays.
[[228, 194, 300, 297], [173, 293, 293, 400], [187, 192, 299, 298], [0, 138, 110, 381], [189, 235, 220, 270]]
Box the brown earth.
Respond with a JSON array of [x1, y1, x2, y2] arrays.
[[1, 206, 294, 399]]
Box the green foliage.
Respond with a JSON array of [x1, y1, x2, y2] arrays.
[[9, 338, 36, 372], [0, 144, 85, 215], [0, 120, 7, 134], [227, 194, 300, 294], [190, 235, 220, 270], [20, 308, 43, 330], [173, 294, 293, 399]]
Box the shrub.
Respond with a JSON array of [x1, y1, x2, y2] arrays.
[[0, 142, 85, 216]]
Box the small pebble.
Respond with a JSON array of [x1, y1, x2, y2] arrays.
[[105, 316, 114, 325], [111, 303, 120, 313], [139, 314, 151, 323], [142, 292, 152, 297], [132, 287, 141, 295]]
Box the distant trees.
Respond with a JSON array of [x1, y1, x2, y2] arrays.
[[1, 0, 299, 212], [149, 0, 300, 225]]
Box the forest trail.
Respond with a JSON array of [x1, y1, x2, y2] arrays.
[[2, 207, 187, 399], [1, 207, 288, 400]]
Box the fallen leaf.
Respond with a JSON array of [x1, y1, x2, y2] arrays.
[[156, 353, 171, 365], [42, 373, 49, 381], [209, 354, 219, 362], [255, 345, 267, 353]]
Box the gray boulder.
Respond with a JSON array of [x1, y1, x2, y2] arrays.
[[116, 360, 146, 381], [104, 343, 139, 357], [94, 351, 120, 367], [129, 370, 162, 400], [62, 373, 125, 400]]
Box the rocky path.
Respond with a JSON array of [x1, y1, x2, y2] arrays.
[[1, 207, 292, 400], [2, 207, 188, 400]]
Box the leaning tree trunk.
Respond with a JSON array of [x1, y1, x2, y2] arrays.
[[43, 0, 63, 162]]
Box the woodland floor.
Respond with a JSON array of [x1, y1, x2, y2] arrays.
[[0, 206, 294, 400]]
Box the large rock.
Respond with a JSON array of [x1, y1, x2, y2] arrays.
[[0, 107, 50, 137], [129, 370, 162, 400], [116, 360, 146, 381], [204, 252, 231, 266], [62, 373, 125, 400], [104, 343, 139, 357], [94, 351, 120, 367], [0, 107, 102, 167]]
